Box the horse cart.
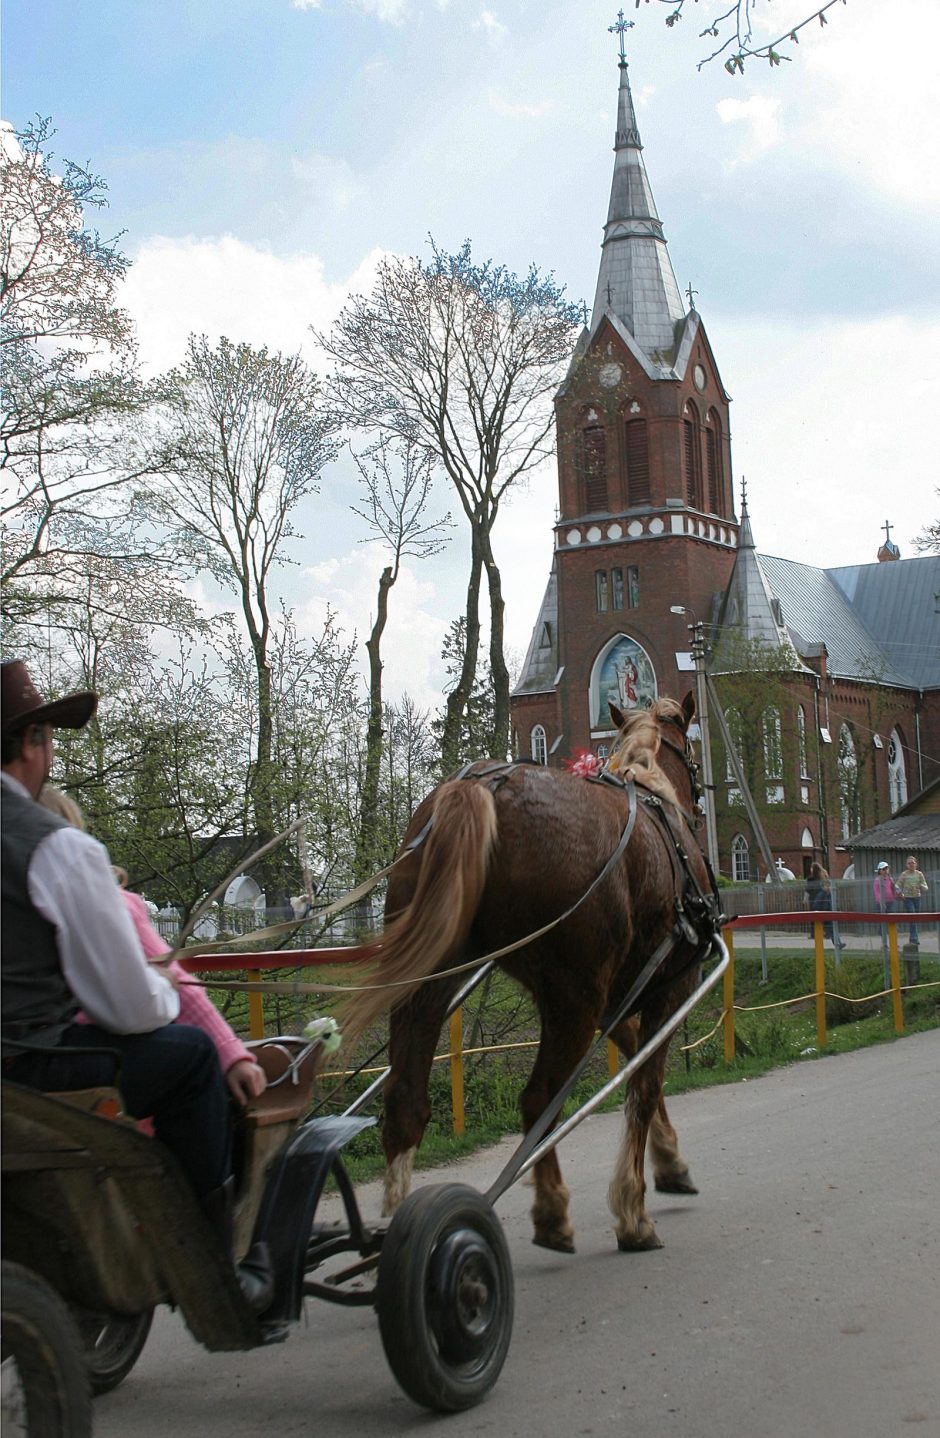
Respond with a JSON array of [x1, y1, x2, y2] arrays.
[[1, 695, 729, 1434]]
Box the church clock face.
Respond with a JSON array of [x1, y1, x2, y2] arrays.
[[693, 363, 707, 392], [598, 361, 622, 388]]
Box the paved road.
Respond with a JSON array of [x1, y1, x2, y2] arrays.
[[96, 1029, 940, 1438]]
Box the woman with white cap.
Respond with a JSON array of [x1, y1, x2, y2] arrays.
[[873, 861, 898, 914]]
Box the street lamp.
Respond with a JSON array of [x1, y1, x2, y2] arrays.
[[670, 605, 720, 874]]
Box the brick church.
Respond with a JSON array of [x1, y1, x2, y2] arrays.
[[510, 45, 940, 881]]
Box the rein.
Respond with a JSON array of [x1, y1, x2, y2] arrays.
[[182, 715, 718, 1005], [191, 779, 643, 998]]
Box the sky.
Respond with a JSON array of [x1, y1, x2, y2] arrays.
[[4, 0, 939, 714]]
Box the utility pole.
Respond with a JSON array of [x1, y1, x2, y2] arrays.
[[690, 621, 720, 875]]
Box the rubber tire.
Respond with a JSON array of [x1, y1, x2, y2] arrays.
[[1, 1261, 92, 1438], [72, 1306, 154, 1395], [375, 1183, 513, 1413]]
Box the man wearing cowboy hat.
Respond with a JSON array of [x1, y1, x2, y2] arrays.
[[1, 658, 233, 1205]]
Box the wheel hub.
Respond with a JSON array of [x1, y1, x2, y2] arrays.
[[428, 1228, 500, 1365]]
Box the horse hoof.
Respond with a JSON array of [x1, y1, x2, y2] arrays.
[[532, 1233, 576, 1255], [616, 1231, 664, 1252], [654, 1174, 699, 1195]]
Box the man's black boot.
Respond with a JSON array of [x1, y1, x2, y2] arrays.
[[201, 1178, 275, 1314]]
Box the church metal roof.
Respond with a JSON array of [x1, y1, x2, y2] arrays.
[[757, 551, 940, 690], [828, 556, 940, 690], [512, 566, 559, 695], [590, 59, 687, 359]]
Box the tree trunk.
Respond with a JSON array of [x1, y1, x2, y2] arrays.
[[481, 525, 510, 760], [355, 565, 394, 887], [438, 526, 484, 773]]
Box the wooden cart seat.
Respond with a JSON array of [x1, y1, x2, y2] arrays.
[[241, 1040, 322, 1127]]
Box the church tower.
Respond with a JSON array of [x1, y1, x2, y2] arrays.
[[512, 28, 739, 763]]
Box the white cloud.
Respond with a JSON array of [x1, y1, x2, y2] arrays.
[[299, 543, 450, 711], [289, 151, 365, 211], [474, 8, 507, 45], [488, 92, 552, 121], [803, 2, 940, 209], [122, 234, 386, 373], [347, 0, 411, 23], [291, 0, 322, 9], [714, 311, 940, 568], [716, 94, 782, 155]]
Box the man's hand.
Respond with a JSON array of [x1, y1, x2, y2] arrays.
[[226, 1058, 267, 1106]]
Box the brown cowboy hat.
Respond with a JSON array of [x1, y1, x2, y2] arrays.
[[1, 659, 97, 736]]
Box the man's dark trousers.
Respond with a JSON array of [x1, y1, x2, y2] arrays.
[[5, 1022, 231, 1197]]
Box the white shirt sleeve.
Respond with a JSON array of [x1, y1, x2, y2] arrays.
[[28, 826, 180, 1032]]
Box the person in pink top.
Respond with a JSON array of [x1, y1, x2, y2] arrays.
[[873, 861, 898, 914], [39, 787, 265, 1105], [120, 884, 265, 1104]]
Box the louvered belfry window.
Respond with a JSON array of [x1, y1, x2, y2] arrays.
[[684, 411, 703, 510], [705, 413, 721, 514], [624, 418, 650, 505], [581, 426, 608, 512]]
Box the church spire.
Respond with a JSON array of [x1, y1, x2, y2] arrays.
[[591, 20, 686, 356]]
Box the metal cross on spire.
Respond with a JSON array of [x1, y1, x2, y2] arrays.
[[686, 281, 699, 311], [608, 9, 634, 63], [883, 520, 894, 546]]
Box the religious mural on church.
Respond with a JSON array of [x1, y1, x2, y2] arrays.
[[593, 635, 657, 726]]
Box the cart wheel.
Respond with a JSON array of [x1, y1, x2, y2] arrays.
[[1, 1261, 91, 1438], [375, 1183, 513, 1413], [72, 1305, 154, 1395]]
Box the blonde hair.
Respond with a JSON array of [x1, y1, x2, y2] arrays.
[[38, 785, 86, 831], [604, 697, 683, 808]]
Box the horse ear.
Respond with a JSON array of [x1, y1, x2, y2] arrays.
[[680, 690, 696, 729], [609, 701, 626, 730]]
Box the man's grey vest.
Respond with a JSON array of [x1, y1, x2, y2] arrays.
[[1, 784, 80, 1055]]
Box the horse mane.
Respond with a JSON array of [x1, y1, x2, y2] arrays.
[[603, 697, 684, 808]]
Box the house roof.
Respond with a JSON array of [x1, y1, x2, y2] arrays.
[[846, 814, 940, 854]]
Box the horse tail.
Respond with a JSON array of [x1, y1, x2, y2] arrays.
[[339, 779, 498, 1049]]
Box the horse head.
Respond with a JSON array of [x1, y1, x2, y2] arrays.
[[605, 692, 702, 817]]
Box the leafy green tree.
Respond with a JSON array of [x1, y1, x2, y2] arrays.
[[710, 635, 800, 797], [1, 118, 166, 628], [316, 239, 581, 769], [431, 616, 497, 771], [152, 335, 340, 899], [349, 437, 450, 881]]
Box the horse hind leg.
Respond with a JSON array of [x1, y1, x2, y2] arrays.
[[380, 981, 458, 1217], [609, 1016, 697, 1196]]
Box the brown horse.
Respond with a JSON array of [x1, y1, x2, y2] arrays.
[[341, 694, 719, 1254]]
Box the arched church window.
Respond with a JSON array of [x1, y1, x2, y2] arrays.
[[887, 729, 908, 811], [683, 401, 703, 510], [624, 417, 650, 505], [838, 724, 860, 839], [732, 833, 751, 882], [588, 634, 658, 729], [705, 409, 722, 514], [530, 724, 547, 765], [579, 424, 608, 513], [763, 706, 783, 779], [797, 705, 809, 778], [724, 706, 742, 782]]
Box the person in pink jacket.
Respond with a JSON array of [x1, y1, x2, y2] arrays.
[[119, 885, 265, 1104], [873, 861, 898, 914], [39, 787, 265, 1105]]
